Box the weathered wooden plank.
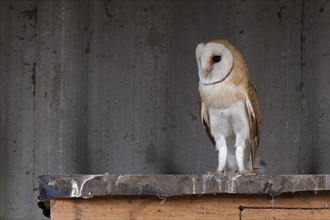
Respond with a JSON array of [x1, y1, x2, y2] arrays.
[[51, 197, 239, 220], [238, 192, 330, 209], [50, 192, 330, 220], [241, 209, 330, 220]]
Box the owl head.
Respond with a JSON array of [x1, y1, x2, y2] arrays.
[[196, 40, 238, 85]]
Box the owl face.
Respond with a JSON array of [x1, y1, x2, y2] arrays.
[[196, 42, 234, 85]]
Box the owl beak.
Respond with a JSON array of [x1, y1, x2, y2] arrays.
[[204, 68, 211, 77]]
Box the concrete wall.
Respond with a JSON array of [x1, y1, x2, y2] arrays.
[[0, 0, 329, 219]]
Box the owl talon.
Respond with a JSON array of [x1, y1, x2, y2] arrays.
[[207, 171, 224, 176], [235, 170, 256, 176], [235, 171, 242, 177]]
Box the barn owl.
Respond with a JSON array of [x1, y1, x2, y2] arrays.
[[196, 40, 262, 176]]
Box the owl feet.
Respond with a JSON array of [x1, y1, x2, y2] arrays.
[[235, 170, 256, 176], [207, 170, 224, 176]]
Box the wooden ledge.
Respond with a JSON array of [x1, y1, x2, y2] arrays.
[[38, 174, 330, 219]]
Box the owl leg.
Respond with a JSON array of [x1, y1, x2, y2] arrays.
[[235, 134, 249, 175], [215, 135, 227, 174]]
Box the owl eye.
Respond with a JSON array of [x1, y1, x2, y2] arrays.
[[213, 55, 221, 63]]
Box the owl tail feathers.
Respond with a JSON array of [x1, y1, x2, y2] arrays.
[[253, 156, 267, 175]]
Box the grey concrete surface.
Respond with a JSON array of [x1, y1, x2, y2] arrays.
[[38, 174, 330, 200], [0, 0, 329, 219]]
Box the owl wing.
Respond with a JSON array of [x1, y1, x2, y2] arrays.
[[245, 80, 261, 169], [199, 98, 216, 147]]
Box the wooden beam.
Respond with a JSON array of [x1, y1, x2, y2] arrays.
[[50, 192, 330, 220]]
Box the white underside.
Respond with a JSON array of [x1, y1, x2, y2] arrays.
[[208, 101, 251, 175]]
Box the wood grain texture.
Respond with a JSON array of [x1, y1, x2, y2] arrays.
[[50, 192, 330, 220], [241, 209, 330, 220], [51, 197, 239, 220]]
